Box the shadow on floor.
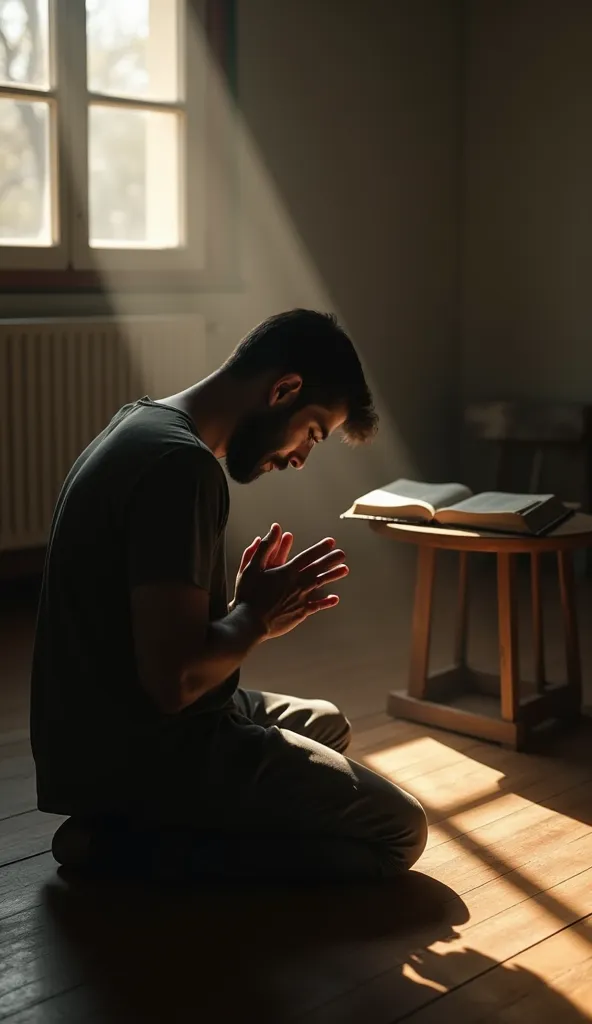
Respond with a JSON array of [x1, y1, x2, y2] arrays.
[[41, 870, 464, 1022], [40, 870, 589, 1023]]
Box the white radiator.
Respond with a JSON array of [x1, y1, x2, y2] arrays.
[[0, 315, 207, 551]]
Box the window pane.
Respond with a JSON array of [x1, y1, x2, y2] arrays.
[[0, 0, 50, 89], [86, 0, 179, 101], [0, 98, 51, 244], [89, 105, 180, 248]]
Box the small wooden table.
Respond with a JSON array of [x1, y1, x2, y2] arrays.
[[371, 513, 592, 750]]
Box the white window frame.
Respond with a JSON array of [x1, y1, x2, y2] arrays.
[[0, 0, 207, 273]]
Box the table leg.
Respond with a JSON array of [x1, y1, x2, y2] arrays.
[[497, 553, 520, 722], [557, 551, 582, 712], [409, 546, 436, 699], [454, 551, 469, 669], [530, 553, 546, 692]]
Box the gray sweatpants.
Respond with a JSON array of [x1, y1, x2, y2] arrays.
[[184, 687, 428, 880]]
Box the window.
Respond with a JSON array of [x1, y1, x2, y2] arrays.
[[0, 0, 234, 283], [0, 0, 53, 252]]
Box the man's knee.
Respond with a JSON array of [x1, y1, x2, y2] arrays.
[[309, 700, 352, 754], [371, 777, 428, 873], [399, 795, 428, 870]]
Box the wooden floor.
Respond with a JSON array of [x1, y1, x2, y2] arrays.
[[1, 599, 592, 1022]]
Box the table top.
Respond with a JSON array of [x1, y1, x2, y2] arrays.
[[370, 512, 592, 553]]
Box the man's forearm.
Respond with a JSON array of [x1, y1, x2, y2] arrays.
[[176, 602, 267, 709]]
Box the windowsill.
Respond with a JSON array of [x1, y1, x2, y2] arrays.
[[0, 268, 244, 295]]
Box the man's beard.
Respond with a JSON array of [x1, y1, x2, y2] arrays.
[[225, 406, 293, 483]]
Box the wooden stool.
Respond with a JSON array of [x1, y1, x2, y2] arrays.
[[371, 513, 592, 751]]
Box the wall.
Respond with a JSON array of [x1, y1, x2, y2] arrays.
[[463, 0, 592, 402]]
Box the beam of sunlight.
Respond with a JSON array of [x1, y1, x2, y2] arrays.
[[54, 1, 414, 503]]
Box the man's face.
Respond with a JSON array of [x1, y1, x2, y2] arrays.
[[225, 401, 346, 484]]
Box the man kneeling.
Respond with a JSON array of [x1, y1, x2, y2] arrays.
[[31, 310, 427, 881]]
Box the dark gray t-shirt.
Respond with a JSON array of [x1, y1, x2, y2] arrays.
[[30, 398, 238, 815]]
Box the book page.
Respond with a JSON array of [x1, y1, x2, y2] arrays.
[[367, 479, 472, 509], [351, 479, 473, 519], [352, 487, 434, 515], [441, 492, 554, 515], [409, 481, 472, 510], [379, 479, 472, 510]]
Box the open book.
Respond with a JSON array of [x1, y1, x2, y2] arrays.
[[341, 479, 571, 536]]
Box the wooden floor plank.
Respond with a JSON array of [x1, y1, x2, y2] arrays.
[[5, 853, 590, 1024], [418, 782, 592, 893], [358, 735, 484, 784], [0, 777, 37, 822], [496, 964, 592, 1024], [0, 853, 56, 923], [434, 831, 592, 933], [290, 831, 592, 1009], [0, 871, 460, 1022], [284, 835, 592, 1019], [0, 811, 64, 868], [4, 863, 590, 1024], [1, 633, 591, 1024], [349, 719, 479, 759], [376, 721, 592, 850], [425, 761, 592, 849], [404, 915, 592, 1024], [297, 867, 592, 1023], [423, 780, 592, 872], [2, 987, 108, 1024], [399, 748, 587, 826], [2, 823, 591, 1024]]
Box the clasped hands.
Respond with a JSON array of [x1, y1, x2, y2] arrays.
[[231, 523, 349, 639]]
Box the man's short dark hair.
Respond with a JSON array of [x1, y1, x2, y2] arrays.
[[223, 309, 378, 444]]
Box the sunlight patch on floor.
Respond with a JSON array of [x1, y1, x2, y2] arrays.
[[425, 789, 540, 848], [402, 959, 448, 994], [362, 735, 488, 778]]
